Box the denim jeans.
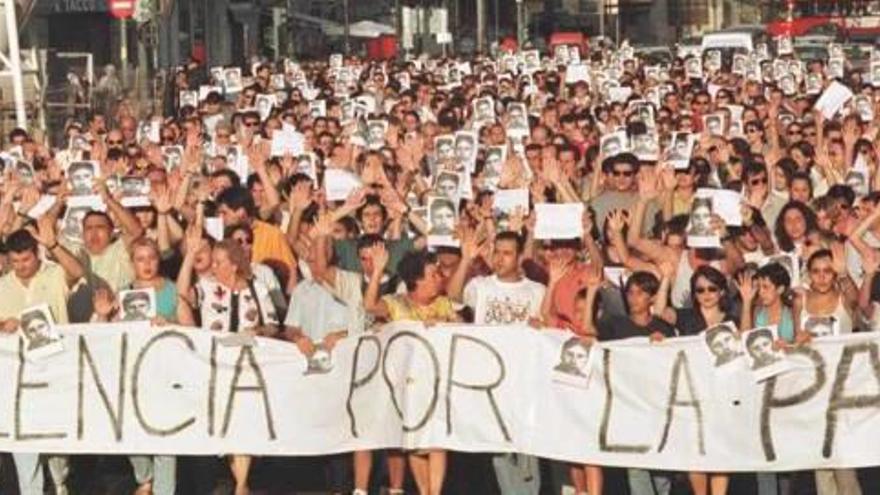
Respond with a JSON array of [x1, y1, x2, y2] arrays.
[[627, 468, 672, 495]]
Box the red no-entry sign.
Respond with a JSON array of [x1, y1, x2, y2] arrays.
[[108, 0, 136, 19]]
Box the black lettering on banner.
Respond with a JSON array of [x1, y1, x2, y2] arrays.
[[132, 330, 197, 437], [221, 346, 276, 440], [598, 349, 650, 453], [346, 335, 381, 437], [381, 331, 440, 432], [77, 334, 128, 440], [445, 334, 511, 441], [760, 346, 825, 461], [208, 337, 218, 437], [657, 350, 705, 455], [15, 338, 66, 440], [822, 342, 880, 458]]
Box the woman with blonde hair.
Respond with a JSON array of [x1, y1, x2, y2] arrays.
[[177, 231, 279, 495]]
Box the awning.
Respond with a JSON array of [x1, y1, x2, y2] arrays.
[[324, 20, 395, 39]]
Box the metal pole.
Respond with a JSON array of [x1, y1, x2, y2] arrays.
[[343, 0, 350, 55], [493, 0, 499, 44], [599, 0, 605, 38], [120, 18, 129, 91], [5, 0, 26, 129], [515, 0, 523, 48], [476, 0, 485, 53]]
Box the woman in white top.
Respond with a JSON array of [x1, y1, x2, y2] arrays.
[[800, 248, 862, 495], [177, 231, 279, 495]]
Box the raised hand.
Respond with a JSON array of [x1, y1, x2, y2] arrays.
[[368, 243, 389, 277], [736, 271, 755, 301]]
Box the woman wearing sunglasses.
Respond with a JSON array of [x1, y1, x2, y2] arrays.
[[654, 264, 737, 495]]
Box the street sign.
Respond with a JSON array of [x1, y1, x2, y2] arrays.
[[107, 0, 135, 19]]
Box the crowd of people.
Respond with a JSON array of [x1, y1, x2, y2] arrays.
[[1, 35, 880, 495]]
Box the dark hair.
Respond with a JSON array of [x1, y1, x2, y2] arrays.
[[356, 233, 384, 252], [5, 229, 38, 255], [745, 327, 774, 349], [495, 230, 524, 253], [356, 195, 388, 223], [601, 152, 640, 174], [806, 248, 833, 271], [210, 168, 242, 186], [743, 160, 767, 183], [624, 271, 661, 297], [397, 250, 437, 292], [755, 262, 792, 306], [83, 210, 114, 228], [774, 201, 818, 253], [216, 186, 257, 218], [690, 266, 733, 312], [827, 184, 856, 207]]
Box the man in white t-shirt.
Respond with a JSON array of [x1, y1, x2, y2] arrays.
[[448, 231, 545, 325], [446, 230, 544, 494]]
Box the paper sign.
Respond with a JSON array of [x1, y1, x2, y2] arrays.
[[534, 203, 584, 240], [814, 81, 853, 119], [324, 168, 363, 202]]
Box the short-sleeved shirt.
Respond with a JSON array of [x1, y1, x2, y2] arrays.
[[285, 279, 350, 341], [196, 277, 279, 333], [252, 220, 296, 281], [463, 275, 545, 325], [382, 294, 457, 323], [548, 263, 592, 329], [86, 238, 133, 292], [597, 314, 677, 342], [0, 261, 71, 324]]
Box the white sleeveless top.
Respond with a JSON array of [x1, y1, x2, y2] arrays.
[[800, 293, 852, 337], [671, 250, 722, 309]]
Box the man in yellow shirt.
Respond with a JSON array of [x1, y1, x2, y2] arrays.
[[0, 218, 85, 495]]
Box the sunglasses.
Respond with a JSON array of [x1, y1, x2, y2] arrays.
[[107, 140, 123, 145], [611, 170, 635, 177], [695, 285, 720, 294], [243, 121, 259, 127], [749, 176, 768, 186]]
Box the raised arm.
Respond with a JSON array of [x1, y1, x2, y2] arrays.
[[653, 261, 678, 325], [250, 144, 281, 220], [363, 243, 391, 319], [859, 250, 879, 319], [98, 179, 145, 246], [27, 215, 85, 286], [446, 229, 483, 303], [737, 271, 755, 332]]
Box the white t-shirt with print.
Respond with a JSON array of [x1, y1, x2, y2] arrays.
[[462, 275, 545, 325]]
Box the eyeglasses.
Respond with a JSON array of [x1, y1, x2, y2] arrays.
[[243, 121, 259, 127], [749, 176, 768, 186], [695, 285, 720, 294], [611, 169, 635, 177], [107, 140, 122, 145]]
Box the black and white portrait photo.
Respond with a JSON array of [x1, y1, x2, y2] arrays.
[[872, 62, 880, 87], [806, 73, 822, 94], [631, 132, 659, 161], [434, 171, 461, 200], [179, 90, 198, 109], [223, 67, 243, 94], [119, 288, 157, 322], [16, 161, 34, 185], [667, 132, 694, 167], [484, 145, 506, 178], [19, 304, 62, 358], [780, 74, 796, 96], [828, 58, 844, 79], [367, 120, 388, 149], [309, 100, 326, 118], [688, 197, 713, 236], [435, 135, 455, 163], [846, 170, 869, 197], [454, 131, 477, 167], [67, 161, 98, 196], [732, 54, 747, 75], [256, 94, 276, 122], [804, 315, 837, 339], [119, 176, 151, 207], [703, 323, 743, 367], [522, 50, 541, 72], [703, 114, 724, 137], [427, 196, 457, 237], [744, 327, 782, 370], [600, 132, 626, 157], [473, 97, 495, 123], [855, 95, 874, 124], [162, 145, 184, 171], [685, 57, 702, 79], [61, 204, 92, 244], [553, 337, 592, 378], [507, 102, 529, 130]]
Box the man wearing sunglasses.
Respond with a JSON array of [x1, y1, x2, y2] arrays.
[[591, 153, 658, 240], [743, 161, 785, 228]]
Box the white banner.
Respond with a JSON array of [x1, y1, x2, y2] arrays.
[[0, 322, 879, 472]]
